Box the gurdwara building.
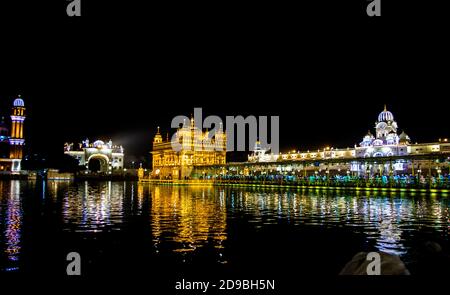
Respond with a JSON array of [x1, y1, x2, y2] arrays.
[[151, 117, 227, 179], [248, 106, 449, 175], [64, 139, 125, 173]]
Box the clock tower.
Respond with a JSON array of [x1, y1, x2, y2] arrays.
[[9, 96, 26, 162]]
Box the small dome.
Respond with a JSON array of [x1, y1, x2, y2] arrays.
[[373, 139, 384, 146], [93, 140, 105, 147], [365, 130, 374, 138], [362, 134, 373, 142], [378, 105, 394, 122], [13, 96, 25, 107], [399, 131, 410, 143], [360, 131, 375, 147]]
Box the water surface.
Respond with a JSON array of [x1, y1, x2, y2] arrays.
[[0, 180, 449, 277]]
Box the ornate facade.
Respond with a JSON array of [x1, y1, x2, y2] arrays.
[[248, 105, 449, 176], [0, 96, 26, 172], [64, 139, 124, 173], [151, 117, 226, 179], [356, 105, 409, 158]]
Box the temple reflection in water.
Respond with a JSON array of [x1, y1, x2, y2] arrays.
[[150, 185, 227, 255], [1, 180, 449, 273], [143, 185, 448, 257], [62, 181, 125, 232]]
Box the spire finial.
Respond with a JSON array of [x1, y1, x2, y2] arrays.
[[384, 104, 387, 111], [157, 126, 160, 133]]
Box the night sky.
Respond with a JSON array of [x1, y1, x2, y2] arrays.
[[1, 1, 449, 166]]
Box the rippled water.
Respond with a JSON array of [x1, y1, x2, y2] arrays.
[[0, 180, 449, 276]]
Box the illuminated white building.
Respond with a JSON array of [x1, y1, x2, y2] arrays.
[[248, 106, 449, 176], [64, 139, 124, 173], [356, 105, 409, 158]]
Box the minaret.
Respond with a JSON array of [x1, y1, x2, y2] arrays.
[[9, 95, 26, 160]]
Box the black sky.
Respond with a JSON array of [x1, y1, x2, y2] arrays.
[[0, 1, 449, 166]]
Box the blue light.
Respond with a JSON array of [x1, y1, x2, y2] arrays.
[[13, 98, 25, 107]]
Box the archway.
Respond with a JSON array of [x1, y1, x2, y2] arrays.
[[87, 154, 109, 173], [88, 158, 102, 172]]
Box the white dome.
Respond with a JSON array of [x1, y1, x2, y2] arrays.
[[13, 97, 25, 107], [378, 105, 394, 122], [364, 130, 374, 140], [93, 140, 105, 147], [399, 131, 410, 143]]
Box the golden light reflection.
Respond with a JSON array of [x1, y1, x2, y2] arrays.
[[150, 186, 227, 255], [137, 182, 144, 210], [47, 180, 70, 201], [1, 180, 448, 274]]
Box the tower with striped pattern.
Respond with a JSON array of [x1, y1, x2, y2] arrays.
[[9, 95, 26, 160]]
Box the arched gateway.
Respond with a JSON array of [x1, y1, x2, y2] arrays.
[[87, 154, 110, 172], [64, 139, 124, 173]]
